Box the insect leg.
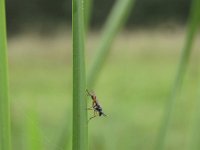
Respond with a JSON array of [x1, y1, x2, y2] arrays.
[[88, 110, 97, 121], [87, 107, 93, 110]]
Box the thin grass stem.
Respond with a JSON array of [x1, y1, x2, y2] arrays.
[[155, 0, 200, 150], [25, 106, 42, 150], [72, 0, 87, 150], [0, 0, 12, 149], [87, 0, 135, 88], [84, 0, 93, 31], [189, 76, 200, 150], [55, 0, 90, 149]]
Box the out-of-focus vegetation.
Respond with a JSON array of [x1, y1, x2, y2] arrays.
[[6, 0, 191, 34], [3, 0, 199, 149], [8, 29, 200, 150]]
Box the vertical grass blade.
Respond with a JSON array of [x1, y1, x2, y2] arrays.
[[72, 0, 87, 150], [25, 107, 42, 150], [155, 0, 200, 150], [84, 0, 93, 31], [0, 0, 12, 150], [189, 80, 200, 150], [87, 0, 135, 88]]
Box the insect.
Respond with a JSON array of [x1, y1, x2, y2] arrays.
[[86, 89, 107, 121]]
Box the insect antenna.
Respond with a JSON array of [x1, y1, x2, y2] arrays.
[[86, 89, 93, 96]]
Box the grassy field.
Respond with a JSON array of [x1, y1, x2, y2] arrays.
[[8, 28, 200, 150]]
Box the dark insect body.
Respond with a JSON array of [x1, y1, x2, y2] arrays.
[[86, 89, 106, 121]]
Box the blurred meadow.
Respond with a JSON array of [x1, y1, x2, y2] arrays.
[[8, 28, 200, 150], [1, 0, 200, 150]]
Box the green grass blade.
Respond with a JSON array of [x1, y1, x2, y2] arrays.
[[72, 0, 87, 150], [25, 107, 43, 150], [0, 0, 12, 150], [54, 0, 89, 149], [87, 0, 135, 88], [189, 80, 200, 150], [155, 0, 200, 150], [84, 0, 93, 31]]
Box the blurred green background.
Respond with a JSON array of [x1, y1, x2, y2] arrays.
[[6, 0, 200, 150]]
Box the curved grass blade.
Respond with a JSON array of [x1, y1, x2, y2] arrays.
[[0, 0, 12, 149], [155, 0, 200, 150], [87, 0, 135, 88], [72, 0, 87, 150]]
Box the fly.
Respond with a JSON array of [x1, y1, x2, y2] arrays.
[[86, 89, 107, 121]]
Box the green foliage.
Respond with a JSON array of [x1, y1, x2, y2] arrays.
[[72, 0, 87, 150], [0, 0, 11, 149], [1, 0, 200, 150]]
